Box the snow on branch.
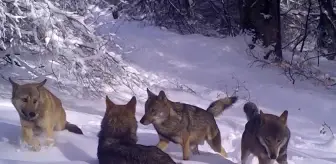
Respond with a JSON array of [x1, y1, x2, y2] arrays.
[[0, 0, 146, 98]]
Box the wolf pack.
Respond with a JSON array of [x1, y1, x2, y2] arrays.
[[8, 77, 290, 164]]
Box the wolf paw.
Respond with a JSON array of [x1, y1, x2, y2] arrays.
[[182, 156, 190, 161], [191, 145, 200, 155], [44, 138, 55, 147], [220, 151, 228, 158], [220, 147, 228, 158], [192, 149, 200, 155], [29, 139, 41, 152]]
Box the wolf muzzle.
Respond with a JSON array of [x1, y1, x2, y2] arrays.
[[258, 136, 284, 160], [270, 153, 277, 159], [139, 115, 152, 125], [21, 110, 38, 120]]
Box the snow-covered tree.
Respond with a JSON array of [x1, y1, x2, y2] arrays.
[[0, 0, 148, 98]]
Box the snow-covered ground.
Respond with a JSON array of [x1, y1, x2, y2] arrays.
[[1, 14, 336, 164]]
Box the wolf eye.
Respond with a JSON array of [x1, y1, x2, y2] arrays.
[[276, 139, 282, 143], [22, 98, 28, 102], [33, 100, 37, 104]]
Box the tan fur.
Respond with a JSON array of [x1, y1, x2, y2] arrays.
[[241, 102, 290, 164], [9, 78, 83, 151], [140, 89, 238, 160], [182, 131, 191, 160]]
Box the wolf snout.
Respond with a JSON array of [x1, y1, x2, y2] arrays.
[[139, 117, 145, 124], [270, 153, 277, 159], [22, 110, 37, 118], [28, 112, 36, 117], [139, 116, 151, 125]]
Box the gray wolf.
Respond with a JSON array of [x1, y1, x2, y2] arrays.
[[97, 95, 178, 164], [9, 78, 83, 152], [241, 101, 291, 164], [139, 88, 238, 160]]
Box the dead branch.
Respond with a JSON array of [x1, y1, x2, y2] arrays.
[[299, 0, 312, 52], [321, 122, 334, 137], [217, 74, 251, 101]]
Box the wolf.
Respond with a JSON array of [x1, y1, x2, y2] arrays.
[[9, 78, 83, 152], [241, 102, 291, 164], [97, 95, 178, 164], [139, 88, 238, 160]]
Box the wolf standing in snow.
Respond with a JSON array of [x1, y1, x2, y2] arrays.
[[139, 88, 238, 160], [97, 95, 177, 164], [241, 102, 291, 164], [9, 78, 83, 152]]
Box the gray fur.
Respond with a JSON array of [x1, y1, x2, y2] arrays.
[[207, 96, 238, 117], [243, 101, 260, 121], [97, 96, 177, 164], [241, 102, 291, 164]]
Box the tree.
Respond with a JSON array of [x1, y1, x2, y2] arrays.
[[317, 0, 336, 60], [239, 0, 283, 60], [0, 0, 145, 97]]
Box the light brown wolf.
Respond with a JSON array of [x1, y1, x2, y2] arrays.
[[140, 88, 238, 160], [9, 78, 83, 151], [97, 96, 178, 164], [241, 102, 291, 164]]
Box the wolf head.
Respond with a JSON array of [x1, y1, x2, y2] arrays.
[[140, 89, 176, 125], [99, 95, 138, 145], [257, 110, 289, 160], [9, 78, 47, 121]]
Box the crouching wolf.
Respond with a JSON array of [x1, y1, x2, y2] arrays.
[[97, 95, 177, 164], [241, 102, 291, 164], [139, 88, 238, 160], [9, 78, 83, 152]]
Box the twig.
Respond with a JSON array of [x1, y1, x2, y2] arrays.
[[217, 74, 251, 101], [321, 122, 334, 137]]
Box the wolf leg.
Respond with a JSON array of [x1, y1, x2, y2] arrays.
[[191, 144, 200, 155], [240, 146, 250, 164], [181, 132, 191, 160], [21, 126, 41, 151], [206, 132, 228, 158], [41, 120, 55, 147], [156, 135, 170, 151]]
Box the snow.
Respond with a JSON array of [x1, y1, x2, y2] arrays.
[[1, 14, 336, 164]]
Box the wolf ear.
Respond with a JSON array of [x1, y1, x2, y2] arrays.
[[260, 110, 264, 115], [158, 90, 167, 101], [279, 110, 288, 124], [36, 79, 47, 88], [126, 96, 137, 114], [105, 95, 115, 110], [9, 77, 19, 90], [146, 88, 156, 98], [259, 110, 265, 125]]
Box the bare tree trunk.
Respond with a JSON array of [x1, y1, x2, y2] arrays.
[[317, 0, 336, 60], [299, 0, 312, 52], [239, 0, 283, 60], [274, 0, 283, 61]]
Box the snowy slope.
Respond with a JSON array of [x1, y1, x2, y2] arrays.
[[0, 15, 336, 164]]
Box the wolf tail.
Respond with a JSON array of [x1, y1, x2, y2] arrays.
[[206, 96, 238, 117], [243, 102, 259, 121], [65, 122, 84, 135]]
